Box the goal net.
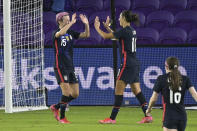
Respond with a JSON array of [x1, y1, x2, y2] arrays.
[[0, 0, 47, 113]]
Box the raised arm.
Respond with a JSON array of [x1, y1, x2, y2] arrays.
[[146, 91, 159, 116], [79, 14, 90, 38], [189, 87, 197, 102], [94, 16, 114, 39], [55, 13, 76, 38], [103, 16, 114, 33]]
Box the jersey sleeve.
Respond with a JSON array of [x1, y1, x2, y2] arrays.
[[186, 77, 193, 89], [53, 30, 58, 39], [113, 28, 125, 39], [68, 30, 80, 40], [153, 75, 163, 93], [52, 30, 58, 45]]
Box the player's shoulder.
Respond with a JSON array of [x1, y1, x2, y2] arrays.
[[157, 74, 168, 80], [67, 29, 73, 33], [126, 26, 136, 35], [181, 75, 188, 79], [129, 26, 135, 31], [54, 28, 60, 33], [155, 74, 168, 85], [67, 29, 80, 35], [53, 29, 60, 37], [117, 27, 125, 32], [68, 29, 79, 33], [181, 75, 190, 82]]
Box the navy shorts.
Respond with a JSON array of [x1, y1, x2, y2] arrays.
[[54, 67, 78, 84], [163, 119, 187, 131], [117, 65, 140, 84]]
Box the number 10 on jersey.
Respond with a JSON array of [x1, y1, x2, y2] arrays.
[[170, 89, 182, 104]]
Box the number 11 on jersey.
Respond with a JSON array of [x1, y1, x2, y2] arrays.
[[132, 37, 136, 52]]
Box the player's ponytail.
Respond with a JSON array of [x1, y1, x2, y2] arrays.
[[122, 10, 140, 26], [166, 57, 182, 92]]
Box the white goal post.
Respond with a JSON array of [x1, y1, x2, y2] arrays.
[[1, 0, 47, 113]]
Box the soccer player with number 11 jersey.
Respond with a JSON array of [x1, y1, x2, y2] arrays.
[[94, 10, 153, 124]]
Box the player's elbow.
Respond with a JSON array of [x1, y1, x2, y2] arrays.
[[80, 32, 90, 38], [56, 31, 67, 38], [84, 32, 90, 38], [102, 35, 108, 39], [103, 35, 111, 39], [103, 33, 114, 39], [86, 33, 90, 38], [55, 32, 61, 38]]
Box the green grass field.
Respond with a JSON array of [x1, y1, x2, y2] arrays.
[[0, 106, 197, 131]]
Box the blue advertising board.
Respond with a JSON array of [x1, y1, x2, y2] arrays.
[[44, 47, 197, 106], [0, 47, 197, 106]]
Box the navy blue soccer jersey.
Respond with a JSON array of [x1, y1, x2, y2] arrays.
[[113, 26, 139, 67], [153, 73, 193, 121], [53, 29, 80, 69]]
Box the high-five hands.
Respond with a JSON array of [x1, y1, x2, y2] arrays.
[[103, 16, 111, 28], [71, 13, 77, 24], [80, 14, 89, 25]]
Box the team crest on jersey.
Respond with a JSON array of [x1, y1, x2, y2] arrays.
[[133, 31, 136, 35]]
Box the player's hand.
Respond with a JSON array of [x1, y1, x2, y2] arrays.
[[103, 16, 111, 28], [71, 13, 77, 24], [94, 16, 100, 30], [80, 14, 89, 25]]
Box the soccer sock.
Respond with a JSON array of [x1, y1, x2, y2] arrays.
[[110, 95, 123, 120], [60, 103, 66, 119], [59, 95, 70, 119], [68, 95, 75, 102], [110, 107, 120, 120], [54, 103, 60, 109], [136, 92, 148, 116]]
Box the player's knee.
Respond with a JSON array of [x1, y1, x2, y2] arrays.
[[131, 84, 141, 95], [115, 80, 126, 95], [60, 83, 69, 90], [133, 88, 141, 95], [72, 92, 79, 98], [115, 87, 124, 95], [60, 83, 71, 96], [115, 90, 124, 95]]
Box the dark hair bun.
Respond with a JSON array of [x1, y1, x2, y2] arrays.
[[122, 10, 140, 26], [131, 14, 138, 22]]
